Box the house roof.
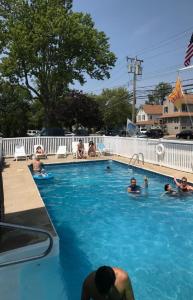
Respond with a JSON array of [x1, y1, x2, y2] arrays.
[[161, 112, 193, 118], [142, 104, 163, 115]]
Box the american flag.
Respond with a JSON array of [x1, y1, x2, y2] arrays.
[[184, 33, 193, 66]]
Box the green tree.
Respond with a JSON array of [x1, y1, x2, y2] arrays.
[[0, 81, 31, 137], [95, 87, 132, 129], [54, 91, 103, 131], [146, 82, 172, 105], [0, 0, 116, 126]]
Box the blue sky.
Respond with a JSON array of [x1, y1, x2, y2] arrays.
[[72, 0, 193, 105]]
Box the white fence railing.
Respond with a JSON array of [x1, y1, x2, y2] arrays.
[[2, 136, 105, 157], [2, 136, 193, 173], [104, 136, 193, 173]]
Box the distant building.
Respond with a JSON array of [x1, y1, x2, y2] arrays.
[[136, 104, 162, 131], [162, 94, 193, 135]]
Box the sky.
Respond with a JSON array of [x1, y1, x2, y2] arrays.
[[72, 0, 193, 105]]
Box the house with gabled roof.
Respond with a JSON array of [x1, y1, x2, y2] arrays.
[[136, 104, 163, 131]]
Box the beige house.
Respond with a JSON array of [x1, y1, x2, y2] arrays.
[[162, 94, 193, 135], [136, 104, 162, 131]]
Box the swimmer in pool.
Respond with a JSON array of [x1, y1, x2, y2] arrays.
[[174, 177, 193, 193], [128, 178, 141, 194], [164, 184, 178, 196], [105, 166, 112, 172], [81, 266, 135, 300]]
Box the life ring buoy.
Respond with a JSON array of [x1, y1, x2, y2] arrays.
[[156, 143, 165, 156], [33, 173, 53, 180]]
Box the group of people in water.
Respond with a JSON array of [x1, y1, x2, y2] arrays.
[[127, 175, 193, 197]]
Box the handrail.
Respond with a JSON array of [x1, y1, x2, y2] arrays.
[[129, 153, 139, 165], [138, 152, 144, 165], [129, 153, 144, 166], [0, 222, 53, 267]]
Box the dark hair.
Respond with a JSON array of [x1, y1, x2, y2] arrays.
[[164, 184, 169, 191], [79, 139, 82, 142], [95, 266, 116, 294], [130, 177, 136, 182]]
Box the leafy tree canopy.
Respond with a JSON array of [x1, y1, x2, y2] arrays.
[[0, 0, 116, 125], [146, 82, 172, 105], [0, 81, 31, 137], [95, 87, 132, 129], [54, 90, 103, 130]]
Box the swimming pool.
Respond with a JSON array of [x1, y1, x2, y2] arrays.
[[32, 160, 193, 300]]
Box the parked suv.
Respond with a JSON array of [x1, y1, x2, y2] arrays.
[[176, 130, 193, 140], [145, 129, 164, 139]]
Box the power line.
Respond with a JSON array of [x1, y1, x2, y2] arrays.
[[136, 26, 193, 56]]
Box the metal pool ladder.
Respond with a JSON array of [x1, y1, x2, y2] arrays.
[[129, 152, 144, 166], [0, 222, 53, 267]]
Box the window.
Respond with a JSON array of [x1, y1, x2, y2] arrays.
[[181, 104, 188, 112], [174, 106, 178, 112], [164, 107, 168, 113], [138, 115, 141, 121], [175, 127, 178, 129], [149, 115, 152, 120], [142, 115, 145, 121]]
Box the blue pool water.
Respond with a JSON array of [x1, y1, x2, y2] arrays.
[[33, 160, 193, 300]]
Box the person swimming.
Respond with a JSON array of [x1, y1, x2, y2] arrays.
[[174, 177, 193, 193], [164, 184, 178, 196], [128, 178, 141, 194], [106, 166, 112, 172]]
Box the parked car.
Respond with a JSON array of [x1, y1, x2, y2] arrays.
[[64, 131, 75, 136], [27, 129, 40, 137], [145, 129, 164, 139], [39, 128, 65, 136], [176, 130, 193, 140], [140, 128, 147, 134]]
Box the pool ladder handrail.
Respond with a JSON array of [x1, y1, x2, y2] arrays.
[[0, 222, 53, 267], [129, 152, 144, 166]]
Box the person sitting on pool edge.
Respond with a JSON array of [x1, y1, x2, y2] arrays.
[[88, 141, 96, 157], [81, 265, 135, 300], [128, 177, 141, 193], [36, 145, 45, 156], [77, 139, 85, 159], [174, 176, 193, 192]]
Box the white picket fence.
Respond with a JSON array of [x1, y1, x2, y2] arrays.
[[104, 136, 193, 173], [2, 136, 104, 157], [2, 136, 193, 173]]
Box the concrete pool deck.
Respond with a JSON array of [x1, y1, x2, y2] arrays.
[[2, 154, 193, 233]]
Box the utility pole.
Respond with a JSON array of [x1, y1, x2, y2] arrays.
[[127, 57, 143, 123]]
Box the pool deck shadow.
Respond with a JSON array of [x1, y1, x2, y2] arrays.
[[2, 154, 193, 252]]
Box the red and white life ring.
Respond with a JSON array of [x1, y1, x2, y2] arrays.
[[156, 143, 165, 156]]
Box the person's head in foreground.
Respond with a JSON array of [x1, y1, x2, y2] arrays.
[[95, 266, 116, 295]]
